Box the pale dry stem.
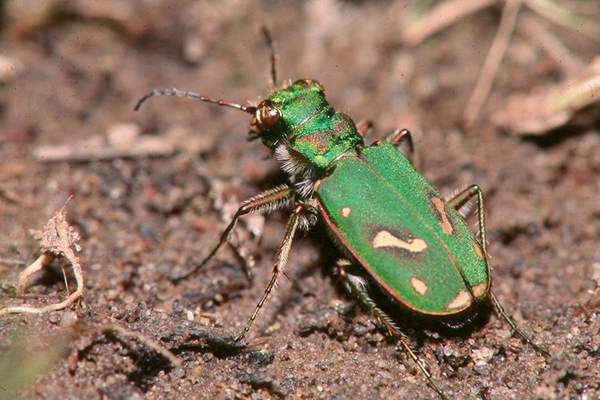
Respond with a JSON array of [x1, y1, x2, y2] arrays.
[[463, 0, 522, 126], [0, 208, 84, 315]]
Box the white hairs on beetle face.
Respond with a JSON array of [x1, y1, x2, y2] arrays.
[[275, 144, 319, 199]]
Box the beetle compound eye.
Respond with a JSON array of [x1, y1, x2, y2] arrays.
[[255, 100, 280, 131]]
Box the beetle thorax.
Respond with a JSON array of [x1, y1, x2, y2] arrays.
[[250, 79, 364, 199]]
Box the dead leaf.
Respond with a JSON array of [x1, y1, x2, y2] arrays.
[[492, 57, 600, 135]]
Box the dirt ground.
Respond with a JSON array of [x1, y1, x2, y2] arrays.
[[1, 1, 599, 399]]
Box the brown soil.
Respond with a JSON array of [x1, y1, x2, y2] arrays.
[[1, 1, 599, 399]]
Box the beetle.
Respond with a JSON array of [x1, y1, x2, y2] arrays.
[[135, 29, 547, 399]]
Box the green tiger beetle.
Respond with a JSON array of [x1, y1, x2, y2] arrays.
[[135, 28, 548, 399]]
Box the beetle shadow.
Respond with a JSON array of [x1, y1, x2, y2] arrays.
[[520, 107, 600, 149], [368, 277, 494, 341], [300, 220, 495, 343]]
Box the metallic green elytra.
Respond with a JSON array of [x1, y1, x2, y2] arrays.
[[315, 141, 490, 315], [135, 29, 547, 400]]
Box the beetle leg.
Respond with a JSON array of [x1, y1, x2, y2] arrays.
[[447, 185, 549, 356], [385, 128, 414, 152], [490, 292, 550, 356], [173, 184, 295, 281], [233, 203, 304, 342], [446, 185, 486, 246], [386, 128, 420, 168], [336, 261, 450, 400], [356, 120, 374, 138]]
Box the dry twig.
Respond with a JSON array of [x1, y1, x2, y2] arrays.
[[98, 324, 182, 369], [0, 207, 84, 315], [33, 123, 212, 163], [401, 0, 495, 46], [463, 0, 522, 126], [492, 56, 600, 134], [401, 0, 599, 126], [518, 15, 584, 77]]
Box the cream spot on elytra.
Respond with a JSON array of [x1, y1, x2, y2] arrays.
[[446, 289, 471, 310], [431, 196, 453, 235], [471, 281, 488, 299], [472, 240, 485, 260], [371, 230, 427, 253], [410, 277, 428, 296]]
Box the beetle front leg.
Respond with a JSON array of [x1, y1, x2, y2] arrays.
[[173, 184, 295, 281], [232, 203, 305, 342]]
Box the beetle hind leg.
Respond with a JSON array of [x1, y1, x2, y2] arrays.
[[490, 292, 550, 356], [336, 260, 450, 400], [447, 186, 549, 356], [446, 184, 486, 245]]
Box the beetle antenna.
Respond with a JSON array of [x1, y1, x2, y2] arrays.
[[134, 89, 256, 114], [261, 27, 277, 86]]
